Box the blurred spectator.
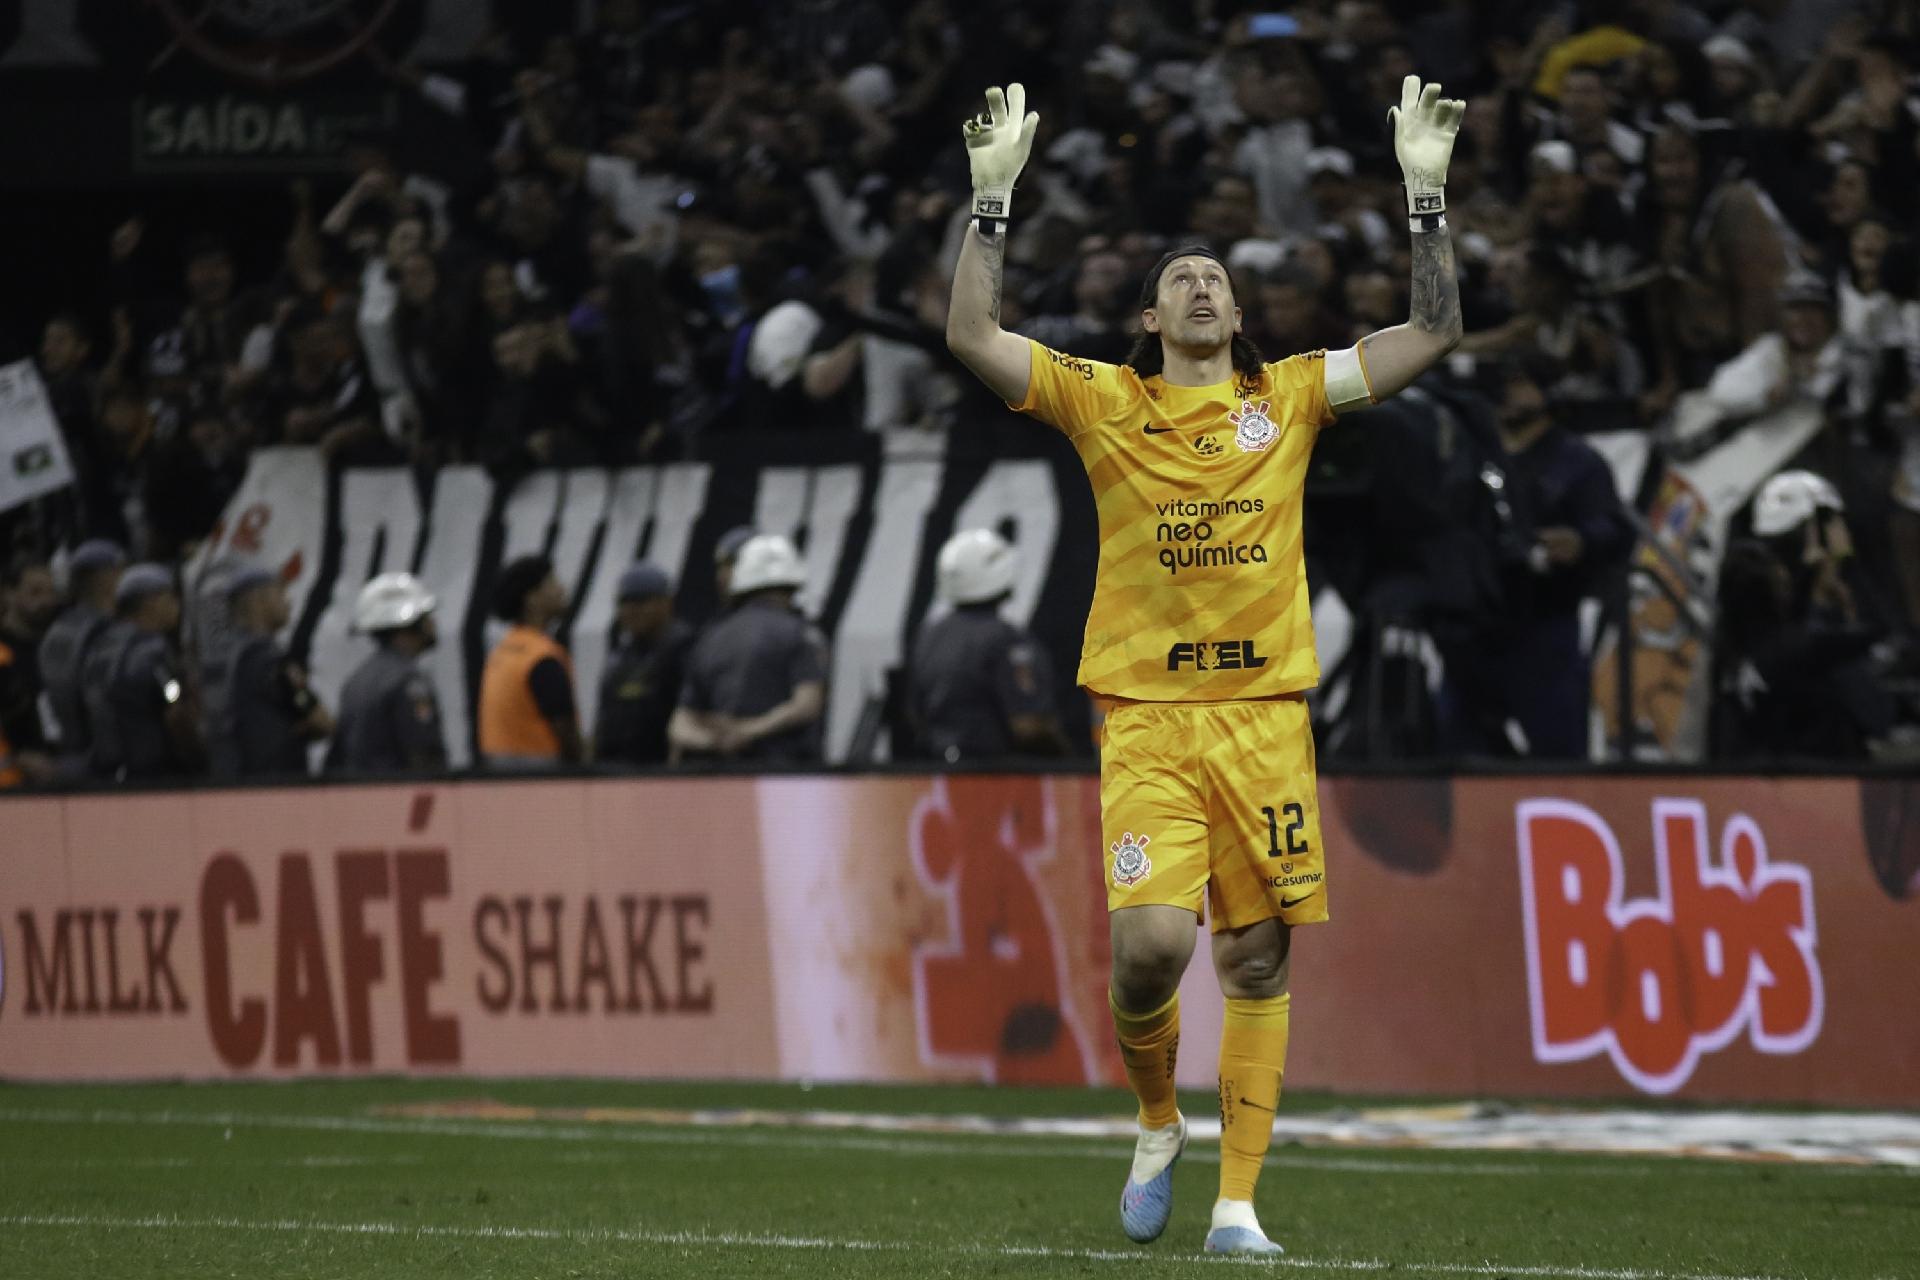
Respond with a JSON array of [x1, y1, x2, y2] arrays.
[[1523, 140, 1635, 303], [329, 573, 446, 775], [254, 303, 387, 464], [1715, 471, 1898, 759], [205, 568, 331, 779], [908, 529, 1065, 762], [478, 554, 582, 767], [1435, 359, 1634, 758], [37, 539, 126, 767], [1638, 125, 1793, 411], [83, 563, 202, 781], [390, 244, 479, 462], [671, 534, 827, 763], [1529, 63, 1646, 171], [111, 227, 270, 396], [1305, 147, 1391, 262], [1835, 216, 1920, 633], [1675, 272, 1846, 453], [854, 240, 968, 433], [1029, 242, 1128, 362], [1461, 242, 1642, 431], [144, 403, 248, 561], [24, 311, 108, 549], [595, 562, 693, 767], [91, 383, 155, 552]]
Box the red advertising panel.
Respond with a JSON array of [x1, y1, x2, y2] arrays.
[[3, 775, 1916, 1105], [0, 780, 774, 1080]]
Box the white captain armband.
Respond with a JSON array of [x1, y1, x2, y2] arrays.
[[1324, 345, 1376, 414]]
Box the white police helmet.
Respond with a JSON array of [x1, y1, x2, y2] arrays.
[[1752, 470, 1844, 537], [937, 528, 1017, 606], [728, 534, 807, 598], [354, 572, 437, 632]]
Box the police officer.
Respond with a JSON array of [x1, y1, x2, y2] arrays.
[[670, 534, 828, 763], [477, 554, 583, 768], [1437, 356, 1633, 758], [205, 567, 332, 778], [84, 563, 203, 781], [909, 528, 1067, 762], [38, 539, 126, 767], [328, 573, 447, 774], [0, 556, 59, 787], [595, 562, 693, 766]]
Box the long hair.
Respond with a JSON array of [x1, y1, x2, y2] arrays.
[[1126, 328, 1267, 381], [1127, 244, 1266, 380]]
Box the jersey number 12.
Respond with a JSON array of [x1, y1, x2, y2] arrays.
[[1261, 803, 1309, 857]]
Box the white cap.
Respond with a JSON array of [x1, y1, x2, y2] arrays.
[[1703, 34, 1755, 69], [355, 572, 437, 632], [840, 63, 896, 112], [1531, 140, 1578, 175], [745, 300, 824, 390], [1752, 470, 1844, 537], [937, 528, 1017, 606], [1084, 45, 1140, 82], [1306, 146, 1355, 178], [729, 534, 807, 598]]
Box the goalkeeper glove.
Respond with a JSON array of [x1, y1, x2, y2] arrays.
[[962, 83, 1039, 232], [1387, 74, 1465, 226]]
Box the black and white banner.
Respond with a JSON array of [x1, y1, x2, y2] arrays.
[[190, 436, 1100, 766]]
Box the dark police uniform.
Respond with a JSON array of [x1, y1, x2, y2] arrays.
[[596, 618, 693, 765], [207, 633, 314, 777], [84, 621, 193, 780], [38, 601, 109, 755], [1439, 424, 1633, 758], [680, 599, 828, 762], [909, 607, 1057, 760], [328, 646, 446, 774]]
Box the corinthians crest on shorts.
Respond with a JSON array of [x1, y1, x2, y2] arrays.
[[1111, 831, 1152, 886], [1228, 398, 1278, 453]]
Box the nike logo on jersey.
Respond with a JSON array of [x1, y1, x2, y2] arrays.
[[1141, 422, 1175, 434], [1237, 1096, 1275, 1112], [1280, 892, 1317, 910]]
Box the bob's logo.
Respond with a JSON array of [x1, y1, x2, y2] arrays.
[[1516, 797, 1823, 1095]]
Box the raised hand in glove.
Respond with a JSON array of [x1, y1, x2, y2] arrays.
[[962, 83, 1039, 228], [1387, 74, 1465, 219]]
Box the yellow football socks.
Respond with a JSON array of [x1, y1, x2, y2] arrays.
[[1217, 991, 1290, 1202], [1110, 988, 1182, 1129]]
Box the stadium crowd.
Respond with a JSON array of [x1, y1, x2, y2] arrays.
[[4, 0, 1920, 785]]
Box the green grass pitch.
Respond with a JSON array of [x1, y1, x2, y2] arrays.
[[0, 1078, 1912, 1278]]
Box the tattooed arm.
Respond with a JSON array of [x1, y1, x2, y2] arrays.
[[945, 224, 1032, 404], [1353, 226, 1464, 403], [1335, 75, 1467, 411]]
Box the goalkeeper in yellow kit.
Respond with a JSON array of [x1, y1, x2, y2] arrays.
[[945, 79, 1465, 1254]]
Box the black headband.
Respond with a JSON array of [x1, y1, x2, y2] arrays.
[[1138, 245, 1234, 307]]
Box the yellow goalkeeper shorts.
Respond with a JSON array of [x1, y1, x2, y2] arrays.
[[1099, 695, 1328, 932]]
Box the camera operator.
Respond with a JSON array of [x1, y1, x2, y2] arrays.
[[1714, 471, 1898, 760]]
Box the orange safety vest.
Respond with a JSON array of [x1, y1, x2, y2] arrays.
[[477, 624, 574, 760]]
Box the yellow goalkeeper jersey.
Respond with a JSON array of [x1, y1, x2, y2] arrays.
[[1014, 339, 1336, 702]]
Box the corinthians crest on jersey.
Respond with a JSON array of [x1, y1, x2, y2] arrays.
[[1111, 831, 1152, 886], [1228, 398, 1278, 453]]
